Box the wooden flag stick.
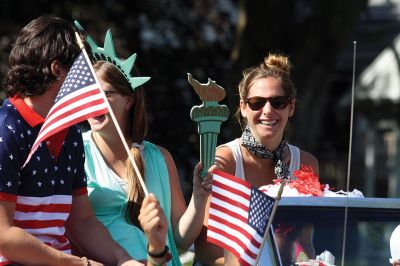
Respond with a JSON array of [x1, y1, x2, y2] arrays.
[[75, 32, 149, 196], [254, 179, 286, 266]]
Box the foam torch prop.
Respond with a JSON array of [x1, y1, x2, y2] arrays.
[[188, 73, 229, 178]]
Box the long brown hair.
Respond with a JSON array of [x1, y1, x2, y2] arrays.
[[94, 61, 148, 227]]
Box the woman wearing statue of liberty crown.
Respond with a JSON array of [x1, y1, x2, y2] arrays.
[[75, 22, 214, 265]]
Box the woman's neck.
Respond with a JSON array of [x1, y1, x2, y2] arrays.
[[262, 141, 281, 151], [92, 131, 128, 162]]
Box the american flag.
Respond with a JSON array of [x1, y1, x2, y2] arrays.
[[207, 170, 276, 266], [23, 50, 108, 167]]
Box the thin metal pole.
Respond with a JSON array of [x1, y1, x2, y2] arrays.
[[341, 41, 357, 266]]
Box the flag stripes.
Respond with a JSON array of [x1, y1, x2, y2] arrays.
[[23, 50, 108, 167], [207, 170, 276, 266]]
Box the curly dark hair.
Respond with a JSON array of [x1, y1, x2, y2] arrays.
[[3, 16, 81, 97]]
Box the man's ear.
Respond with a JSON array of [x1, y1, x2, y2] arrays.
[[50, 60, 66, 79]]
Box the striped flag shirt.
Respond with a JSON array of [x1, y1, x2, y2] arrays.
[[207, 170, 276, 266], [23, 50, 108, 167], [0, 96, 88, 263]]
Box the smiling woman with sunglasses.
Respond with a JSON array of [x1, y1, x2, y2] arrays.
[[194, 53, 319, 266]]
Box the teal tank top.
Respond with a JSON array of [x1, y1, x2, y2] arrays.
[[82, 131, 181, 265]]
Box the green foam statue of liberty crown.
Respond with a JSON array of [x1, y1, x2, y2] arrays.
[[74, 21, 150, 91]]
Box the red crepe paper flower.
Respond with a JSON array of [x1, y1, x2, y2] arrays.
[[291, 165, 323, 196], [273, 164, 323, 196]]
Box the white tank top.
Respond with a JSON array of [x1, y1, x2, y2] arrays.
[[220, 138, 300, 180]]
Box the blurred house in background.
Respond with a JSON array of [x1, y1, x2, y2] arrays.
[[337, 0, 400, 198]]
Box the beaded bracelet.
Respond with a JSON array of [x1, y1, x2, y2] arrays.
[[147, 254, 166, 266], [147, 244, 169, 258]]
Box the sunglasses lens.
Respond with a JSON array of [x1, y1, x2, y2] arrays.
[[247, 97, 267, 111], [246, 96, 291, 111], [270, 96, 290, 110]]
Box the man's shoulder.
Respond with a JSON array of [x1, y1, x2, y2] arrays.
[[0, 99, 25, 130], [0, 99, 18, 118], [67, 125, 84, 138]]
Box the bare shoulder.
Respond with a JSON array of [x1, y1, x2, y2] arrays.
[[300, 150, 319, 175], [215, 141, 237, 176], [154, 144, 182, 192], [155, 144, 174, 164]]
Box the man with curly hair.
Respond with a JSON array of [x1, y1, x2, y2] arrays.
[[0, 16, 149, 266]]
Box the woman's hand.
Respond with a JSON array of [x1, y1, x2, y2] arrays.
[[138, 194, 167, 254], [193, 163, 215, 198]]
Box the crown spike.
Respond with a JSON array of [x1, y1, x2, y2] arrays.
[[74, 20, 100, 53], [75, 21, 151, 91], [130, 77, 151, 90], [104, 30, 117, 57], [122, 53, 137, 75]]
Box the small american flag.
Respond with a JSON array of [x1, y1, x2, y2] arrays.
[[207, 170, 276, 266], [23, 50, 108, 167]]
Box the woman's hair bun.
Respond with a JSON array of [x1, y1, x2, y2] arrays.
[[262, 53, 292, 73]]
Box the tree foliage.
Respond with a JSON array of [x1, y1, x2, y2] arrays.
[[0, 0, 369, 199]]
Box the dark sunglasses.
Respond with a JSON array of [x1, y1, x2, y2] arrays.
[[246, 96, 292, 111]]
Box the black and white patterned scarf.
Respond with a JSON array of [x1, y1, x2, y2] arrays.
[[241, 126, 290, 179]]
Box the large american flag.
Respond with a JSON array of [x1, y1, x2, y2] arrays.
[[23, 50, 108, 167], [207, 170, 276, 266]]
